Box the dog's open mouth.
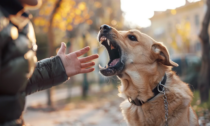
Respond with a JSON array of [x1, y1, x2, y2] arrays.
[[98, 35, 124, 76]]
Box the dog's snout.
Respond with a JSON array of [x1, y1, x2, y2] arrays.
[[100, 24, 111, 33]]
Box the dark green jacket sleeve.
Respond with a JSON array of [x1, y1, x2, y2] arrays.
[[25, 56, 68, 95]]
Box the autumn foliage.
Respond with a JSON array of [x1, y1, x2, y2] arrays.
[[34, 0, 91, 32], [33, 0, 123, 49]]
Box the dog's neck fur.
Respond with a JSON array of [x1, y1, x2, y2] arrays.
[[118, 63, 169, 102]]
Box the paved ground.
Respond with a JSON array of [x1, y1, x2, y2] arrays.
[[25, 84, 102, 107], [24, 98, 127, 126], [24, 86, 127, 126], [24, 86, 206, 126]]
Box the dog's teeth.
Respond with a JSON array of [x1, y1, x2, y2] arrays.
[[100, 40, 104, 43], [99, 64, 108, 69], [107, 39, 110, 46], [100, 36, 106, 43], [111, 44, 115, 50], [99, 64, 103, 69]]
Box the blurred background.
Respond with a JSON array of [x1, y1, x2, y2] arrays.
[[24, 0, 210, 125]]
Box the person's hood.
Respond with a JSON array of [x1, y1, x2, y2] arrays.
[[0, 0, 31, 30], [0, 0, 24, 16]]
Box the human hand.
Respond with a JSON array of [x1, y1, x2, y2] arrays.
[[57, 42, 99, 77]]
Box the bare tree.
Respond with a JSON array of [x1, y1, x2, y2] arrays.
[[199, 0, 210, 102], [47, 0, 62, 107]]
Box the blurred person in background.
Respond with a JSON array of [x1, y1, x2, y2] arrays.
[[0, 0, 98, 125]]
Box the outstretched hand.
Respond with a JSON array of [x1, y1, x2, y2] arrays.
[[57, 42, 99, 77]]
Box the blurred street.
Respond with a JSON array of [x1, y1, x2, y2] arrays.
[[24, 86, 127, 126], [25, 86, 81, 108]]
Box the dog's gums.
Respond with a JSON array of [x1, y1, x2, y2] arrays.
[[98, 35, 124, 76]]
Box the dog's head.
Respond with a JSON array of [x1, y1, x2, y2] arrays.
[[98, 24, 178, 78]]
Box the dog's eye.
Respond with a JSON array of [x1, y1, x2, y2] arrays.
[[128, 35, 137, 41]]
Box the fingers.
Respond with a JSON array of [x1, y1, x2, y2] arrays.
[[57, 42, 66, 55], [74, 46, 90, 57], [81, 62, 95, 69], [80, 68, 95, 73], [79, 54, 99, 63]]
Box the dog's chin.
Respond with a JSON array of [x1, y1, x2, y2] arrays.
[[99, 61, 124, 76]]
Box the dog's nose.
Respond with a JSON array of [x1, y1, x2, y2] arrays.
[[100, 24, 111, 32]]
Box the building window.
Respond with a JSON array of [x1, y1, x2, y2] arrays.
[[194, 14, 199, 26]]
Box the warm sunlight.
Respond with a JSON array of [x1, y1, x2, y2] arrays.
[[121, 0, 200, 28], [1, 0, 208, 125]]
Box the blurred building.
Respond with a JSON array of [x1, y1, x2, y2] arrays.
[[144, 0, 205, 58]]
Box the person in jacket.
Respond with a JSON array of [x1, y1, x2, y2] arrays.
[[0, 0, 99, 125]]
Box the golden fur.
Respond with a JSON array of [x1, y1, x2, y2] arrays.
[[108, 28, 199, 126]]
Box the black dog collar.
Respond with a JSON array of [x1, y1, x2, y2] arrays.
[[128, 74, 167, 106]]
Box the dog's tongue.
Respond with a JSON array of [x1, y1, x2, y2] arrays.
[[110, 58, 120, 67]]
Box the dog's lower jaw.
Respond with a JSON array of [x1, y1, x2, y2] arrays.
[[117, 73, 123, 78]]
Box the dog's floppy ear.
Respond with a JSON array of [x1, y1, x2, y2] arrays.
[[151, 42, 178, 67]]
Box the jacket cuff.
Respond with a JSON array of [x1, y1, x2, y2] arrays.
[[51, 56, 68, 85], [25, 56, 68, 95]]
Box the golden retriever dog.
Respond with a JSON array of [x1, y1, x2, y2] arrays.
[[98, 24, 199, 126]]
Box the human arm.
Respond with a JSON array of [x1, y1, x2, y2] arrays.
[[25, 55, 68, 95], [25, 42, 99, 95]]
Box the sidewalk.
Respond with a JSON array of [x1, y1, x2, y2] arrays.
[[26, 86, 81, 108], [24, 98, 127, 126], [24, 85, 127, 126]]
